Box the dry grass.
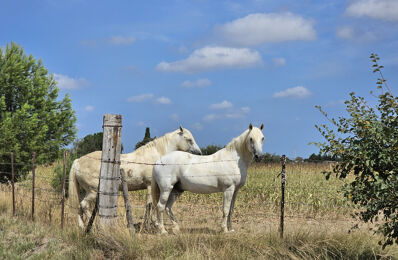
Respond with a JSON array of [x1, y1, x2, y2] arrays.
[[0, 162, 397, 259]]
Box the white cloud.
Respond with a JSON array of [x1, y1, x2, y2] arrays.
[[84, 105, 94, 112], [181, 78, 212, 88], [273, 57, 286, 67], [273, 86, 312, 99], [81, 36, 136, 47], [336, 26, 378, 42], [203, 114, 218, 122], [336, 27, 354, 39], [216, 12, 316, 46], [325, 99, 345, 107], [156, 96, 172, 105], [156, 46, 262, 73], [225, 106, 251, 119], [136, 121, 146, 127], [170, 113, 179, 121], [107, 36, 136, 45], [240, 106, 250, 113], [346, 0, 398, 22], [210, 100, 233, 109], [192, 122, 204, 131], [127, 93, 154, 103], [203, 106, 250, 122], [54, 74, 90, 90]]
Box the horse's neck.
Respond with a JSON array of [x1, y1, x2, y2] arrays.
[[126, 134, 170, 159], [225, 131, 253, 167]]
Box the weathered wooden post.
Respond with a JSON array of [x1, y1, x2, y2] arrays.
[[61, 150, 67, 229], [11, 152, 15, 216], [120, 168, 135, 235], [98, 114, 122, 225], [31, 152, 36, 221], [279, 154, 286, 238]]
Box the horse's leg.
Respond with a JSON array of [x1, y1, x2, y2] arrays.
[[78, 206, 85, 229], [165, 189, 182, 234], [141, 184, 153, 232], [80, 191, 97, 227], [227, 190, 239, 231], [157, 187, 173, 235], [221, 186, 235, 233]]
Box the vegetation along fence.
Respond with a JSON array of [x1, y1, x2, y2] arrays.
[[0, 115, 347, 237]]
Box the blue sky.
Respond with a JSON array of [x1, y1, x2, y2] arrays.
[[1, 0, 398, 158]]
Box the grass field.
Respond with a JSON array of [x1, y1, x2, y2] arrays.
[[0, 162, 397, 259]]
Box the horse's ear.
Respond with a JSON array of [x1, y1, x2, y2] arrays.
[[179, 125, 184, 133], [249, 123, 253, 130], [260, 124, 264, 131]]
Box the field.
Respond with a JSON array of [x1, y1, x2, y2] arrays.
[[1, 162, 397, 259]]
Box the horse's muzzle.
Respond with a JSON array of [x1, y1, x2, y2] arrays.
[[190, 148, 202, 155]]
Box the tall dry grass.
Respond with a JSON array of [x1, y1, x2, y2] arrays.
[[0, 162, 397, 259]]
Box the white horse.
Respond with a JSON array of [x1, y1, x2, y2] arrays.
[[152, 123, 264, 234], [68, 126, 201, 228]]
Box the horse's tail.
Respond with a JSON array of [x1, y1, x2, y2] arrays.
[[68, 159, 80, 214]]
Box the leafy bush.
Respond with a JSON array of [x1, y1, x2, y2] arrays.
[[315, 54, 398, 248]]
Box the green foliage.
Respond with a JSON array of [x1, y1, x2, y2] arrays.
[[305, 153, 338, 162], [75, 132, 103, 158], [51, 152, 76, 196], [315, 53, 398, 248], [254, 152, 282, 163], [201, 144, 223, 155], [135, 127, 155, 150], [0, 42, 76, 181]]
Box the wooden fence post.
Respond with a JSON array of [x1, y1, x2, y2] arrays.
[[61, 150, 67, 229], [31, 152, 36, 221], [120, 169, 135, 235], [279, 154, 286, 238], [11, 152, 15, 216], [98, 114, 122, 226]]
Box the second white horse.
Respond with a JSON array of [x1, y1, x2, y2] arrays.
[[152, 124, 265, 234]]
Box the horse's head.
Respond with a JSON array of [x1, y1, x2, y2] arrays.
[[172, 126, 202, 155], [246, 123, 265, 159]]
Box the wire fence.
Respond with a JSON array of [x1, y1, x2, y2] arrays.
[[0, 150, 347, 235]]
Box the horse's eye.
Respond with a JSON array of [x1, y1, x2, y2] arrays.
[[250, 137, 253, 142], [187, 139, 193, 144]]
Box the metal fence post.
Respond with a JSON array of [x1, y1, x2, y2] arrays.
[[61, 150, 67, 229], [31, 152, 36, 221], [279, 154, 286, 238], [11, 152, 15, 216]]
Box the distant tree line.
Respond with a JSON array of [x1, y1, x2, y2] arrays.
[[199, 145, 336, 163]]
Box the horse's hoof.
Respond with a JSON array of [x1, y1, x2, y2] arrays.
[[172, 226, 180, 234], [223, 229, 235, 234]]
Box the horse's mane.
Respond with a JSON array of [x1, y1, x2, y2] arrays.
[[132, 130, 174, 156], [225, 129, 250, 154]]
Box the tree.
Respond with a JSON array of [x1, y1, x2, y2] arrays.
[[135, 127, 155, 150], [201, 144, 222, 155], [315, 54, 398, 248], [0, 42, 76, 181], [75, 132, 103, 158]]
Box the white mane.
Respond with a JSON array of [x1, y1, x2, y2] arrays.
[[133, 131, 172, 157]]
